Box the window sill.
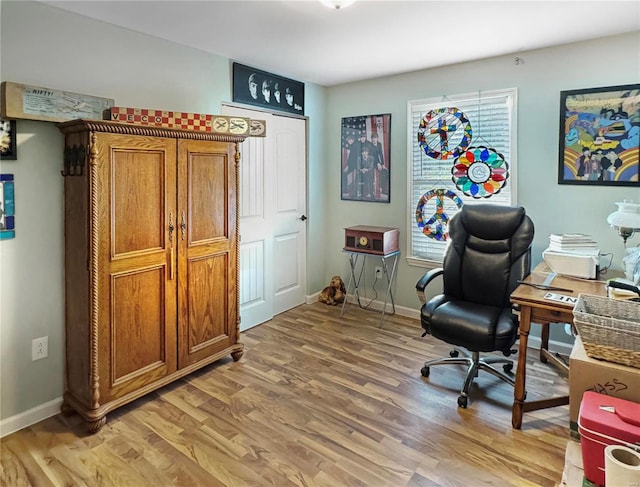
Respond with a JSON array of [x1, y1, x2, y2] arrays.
[[406, 256, 442, 270]]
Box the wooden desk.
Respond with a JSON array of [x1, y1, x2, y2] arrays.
[[510, 263, 609, 429]]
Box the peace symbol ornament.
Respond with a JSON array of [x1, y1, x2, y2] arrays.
[[415, 188, 464, 241]]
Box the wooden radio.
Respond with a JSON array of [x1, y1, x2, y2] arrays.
[[344, 225, 399, 255]]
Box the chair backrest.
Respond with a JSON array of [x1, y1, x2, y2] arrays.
[[442, 204, 534, 308]]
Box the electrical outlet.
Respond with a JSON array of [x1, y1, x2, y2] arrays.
[[32, 336, 48, 361], [375, 266, 383, 279]]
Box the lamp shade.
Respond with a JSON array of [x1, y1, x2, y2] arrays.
[[607, 201, 640, 230]]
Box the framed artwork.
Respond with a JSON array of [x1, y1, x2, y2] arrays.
[[232, 62, 304, 115], [1, 119, 17, 160], [558, 84, 639, 186], [0, 174, 15, 240], [341, 114, 391, 203]]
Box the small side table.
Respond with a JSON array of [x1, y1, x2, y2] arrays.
[[340, 250, 400, 327]]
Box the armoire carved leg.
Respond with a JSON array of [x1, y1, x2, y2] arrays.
[[86, 416, 107, 434], [231, 350, 244, 361], [60, 401, 75, 416]]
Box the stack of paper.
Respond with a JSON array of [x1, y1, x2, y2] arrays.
[[547, 234, 599, 254]]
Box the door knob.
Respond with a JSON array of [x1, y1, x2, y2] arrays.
[[298, 215, 308, 221]]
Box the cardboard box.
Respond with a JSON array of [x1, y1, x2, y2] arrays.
[[558, 440, 598, 487], [569, 336, 640, 437]]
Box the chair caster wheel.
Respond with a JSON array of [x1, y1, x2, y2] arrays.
[[449, 350, 459, 358], [503, 362, 513, 373], [420, 366, 430, 377], [457, 395, 468, 408]]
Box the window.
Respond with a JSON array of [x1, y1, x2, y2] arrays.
[[407, 88, 518, 266]]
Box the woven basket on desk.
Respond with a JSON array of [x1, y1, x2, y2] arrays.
[[573, 294, 640, 369]]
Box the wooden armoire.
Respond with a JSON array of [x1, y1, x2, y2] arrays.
[[58, 120, 246, 432]]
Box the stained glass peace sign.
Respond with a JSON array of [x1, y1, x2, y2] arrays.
[[415, 188, 464, 241], [417, 107, 472, 160], [451, 146, 509, 198]]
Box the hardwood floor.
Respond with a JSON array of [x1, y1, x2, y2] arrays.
[[1, 303, 570, 486]]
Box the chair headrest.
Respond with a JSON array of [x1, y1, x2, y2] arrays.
[[459, 204, 528, 241]]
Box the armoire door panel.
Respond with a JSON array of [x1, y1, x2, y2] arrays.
[[97, 134, 176, 260], [177, 138, 237, 368], [104, 266, 177, 400], [111, 149, 165, 256], [179, 254, 230, 367], [187, 149, 228, 243]]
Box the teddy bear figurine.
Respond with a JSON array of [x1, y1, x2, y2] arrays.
[[318, 275, 346, 306]]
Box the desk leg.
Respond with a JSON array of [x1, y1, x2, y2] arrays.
[[512, 305, 531, 429], [540, 323, 550, 363]]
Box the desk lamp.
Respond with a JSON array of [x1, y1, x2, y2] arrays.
[[607, 201, 640, 245]]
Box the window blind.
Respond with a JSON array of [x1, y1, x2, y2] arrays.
[[407, 89, 518, 264]]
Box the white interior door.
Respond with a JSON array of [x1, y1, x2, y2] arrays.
[[222, 105, 307, 330], [271, 113, 307, 315]]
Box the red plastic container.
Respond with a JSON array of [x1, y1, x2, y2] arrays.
[[578, 391, 640, 486]]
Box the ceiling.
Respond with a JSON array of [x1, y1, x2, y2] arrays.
[[41, 0, 640, 86]]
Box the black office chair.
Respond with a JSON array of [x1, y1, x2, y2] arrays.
[[416, 203, 534, 408]]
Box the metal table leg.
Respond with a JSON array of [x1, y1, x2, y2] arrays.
[[340, 251, 399, 327], [340, 252, 364, 317], [378, 252, 399, 328]]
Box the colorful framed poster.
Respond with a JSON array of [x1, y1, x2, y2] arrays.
[[341, 114, 391, 203], [0, 174, 15, 240], [1, 119, 17, 160], [232, 62, 304, 115], [558, 84, 639, 186]]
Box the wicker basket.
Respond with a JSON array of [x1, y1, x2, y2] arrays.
[[573, 294, 640, 369]]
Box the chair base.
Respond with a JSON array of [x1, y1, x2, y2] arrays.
[[420, 348, 515, 408]]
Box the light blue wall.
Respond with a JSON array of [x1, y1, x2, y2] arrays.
[[323, 33, 640, 318], [0, 0, 327, 423], [0, 0, 638, 426]]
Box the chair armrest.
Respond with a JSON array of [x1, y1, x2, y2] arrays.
[[415, 268, 443, 305]]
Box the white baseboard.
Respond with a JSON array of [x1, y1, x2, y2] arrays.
[[308, 292, 574, 356], [306, 291, 321, 304], [527, 335, 574, 357], [1, 300, 573, 438], [0, 397, 62, 438], [307, 292, 420, 318]]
